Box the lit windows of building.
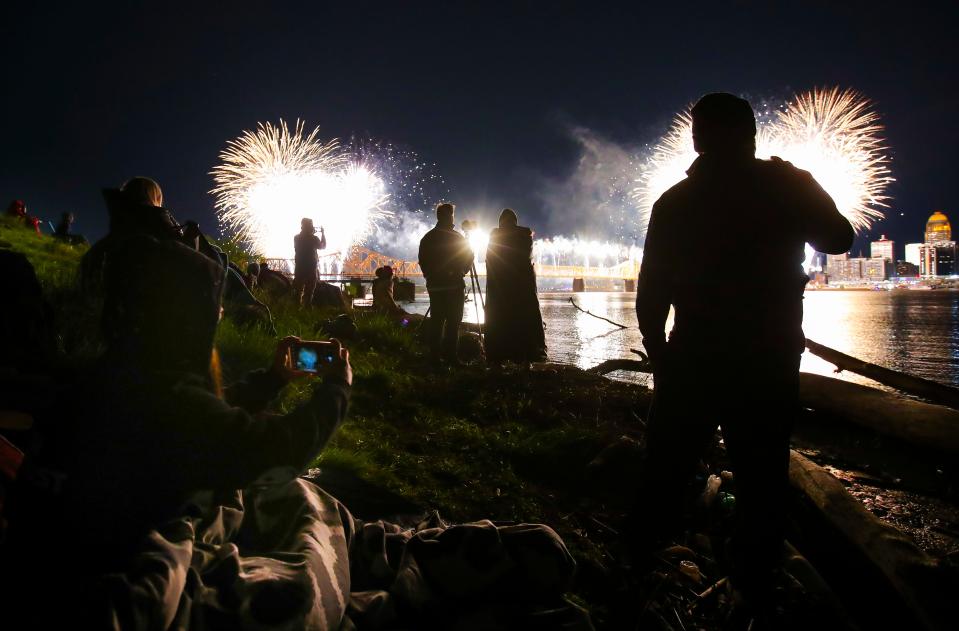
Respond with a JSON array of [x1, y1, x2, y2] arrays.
[[919, 242, 957, 277], [924, 211, 952, 244], [863, 258, 891, 281], [870, 235, 894, 261]]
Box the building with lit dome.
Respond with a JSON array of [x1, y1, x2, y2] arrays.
[[918, 211, 956, 276], [925, 211, 952, 244]]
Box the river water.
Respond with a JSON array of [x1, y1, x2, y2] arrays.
[[406, 289, 959, 387]]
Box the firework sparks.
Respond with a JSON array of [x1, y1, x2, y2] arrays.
[[635, 87, 894, 234], [210, 119, 391, 258], [533, 237, 641, 268]]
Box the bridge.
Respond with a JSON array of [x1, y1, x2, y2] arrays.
[[266, 246, 641, 290]]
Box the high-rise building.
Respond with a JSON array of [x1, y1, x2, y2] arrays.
[[863, 258, 891, 281], [905, 243, 923, 266], [925, 211, 952, 244], [826, 252, 867, 282], [919, 243, 957, 277], [915, 211, 957, 277], [870, 235, 894, 261]]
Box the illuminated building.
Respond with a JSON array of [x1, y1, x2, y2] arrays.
[[826, 252, 867, 282], [870, 235, 894, 261], [925, 211, 952, 244], [863, 258, 891, 281], [915, 212, 957, 277], [919, 243, 957, 277]]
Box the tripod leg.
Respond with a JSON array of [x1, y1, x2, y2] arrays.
[[469, 269, 483, 337], [471, 264, 486, 310], [414, 305, 431, 335]]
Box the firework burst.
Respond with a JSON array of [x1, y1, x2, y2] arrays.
[[210, 120, 391, 258], [635, 87, 894, 234]]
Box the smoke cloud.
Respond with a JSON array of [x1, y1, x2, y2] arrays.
[[533, 125, 644, 244]]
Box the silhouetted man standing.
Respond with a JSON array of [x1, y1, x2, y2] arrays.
[[634, 94, 853, 609], [418, 203, 473, 364], [293, 218, 326, 306]]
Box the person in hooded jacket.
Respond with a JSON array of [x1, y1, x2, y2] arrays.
[[79, 177, 180, 293], [80, 176, 273, 329], [483, 209, 547, 364], [67, 236, 351, 574]]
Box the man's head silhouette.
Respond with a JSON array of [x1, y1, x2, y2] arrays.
[[691, 93, 756, 156], [436, 202, 455, 226]]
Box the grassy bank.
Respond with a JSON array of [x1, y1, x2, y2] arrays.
[[4, 217, 663, 624]]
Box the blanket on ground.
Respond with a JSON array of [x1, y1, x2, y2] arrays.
[[9, 479, 590, 629]]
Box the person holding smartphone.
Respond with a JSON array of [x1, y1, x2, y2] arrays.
[[72, 236, 351, 571]]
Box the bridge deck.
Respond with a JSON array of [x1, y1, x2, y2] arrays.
[[266, 247, 640, 280]]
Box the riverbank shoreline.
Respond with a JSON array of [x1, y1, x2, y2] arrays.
[[5, 217, 957, 628]]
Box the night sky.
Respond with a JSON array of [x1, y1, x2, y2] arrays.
[[3, 1, 956, 259]]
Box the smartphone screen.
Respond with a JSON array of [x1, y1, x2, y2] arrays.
[[293, 343, 335, 373], [296, 347, 320, 372]]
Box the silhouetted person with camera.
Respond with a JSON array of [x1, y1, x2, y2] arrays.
[[293, 217, 326, 306], [484, 208, 547, 364], [418, 203, 473, 365], [634, 93, 854, 614]]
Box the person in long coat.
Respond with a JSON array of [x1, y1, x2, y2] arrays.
[[484, 209, 547, 363]]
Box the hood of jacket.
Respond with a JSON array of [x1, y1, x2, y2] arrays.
[[100, 235, 227, 375]]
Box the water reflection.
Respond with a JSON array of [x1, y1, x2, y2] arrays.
[[405, 290, 959, 387]]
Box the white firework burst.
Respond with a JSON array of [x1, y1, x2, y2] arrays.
[[210, 119, 391, 258], [635, 87, 894, 234]]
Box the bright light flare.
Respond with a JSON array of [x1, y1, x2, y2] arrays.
[[466, 229, 490, 259], [635, 87, 894, 235], [210, 119, 391, 258]]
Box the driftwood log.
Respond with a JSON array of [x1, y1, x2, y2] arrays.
[[788, 451, 957, 631], [806, 338, 959, 409], [799, 372, 959, 454], [588, 358, 653, 375]]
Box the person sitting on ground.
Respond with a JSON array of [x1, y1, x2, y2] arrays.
[[81, 176, 273, 329], [254, 258, 293, 297], [52, 212, 88, 246], [6, 199, 27, 219], [6, 199, 40, 234], [80, 176, 184, 292], [3, 235, 353, 625], [633, 92, 854, 616], [484, 208, 547, 364], [372, 265, 408, 318], [293, 217, 326, 306], [418, 203, 473, 365]]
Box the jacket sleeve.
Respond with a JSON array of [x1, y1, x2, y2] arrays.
[[168, 377, 351, 490], [636, 200, 672, 361], [223, 368, 287, 414], [418, 236, 432, 279], [780, 162, 855, 254]]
